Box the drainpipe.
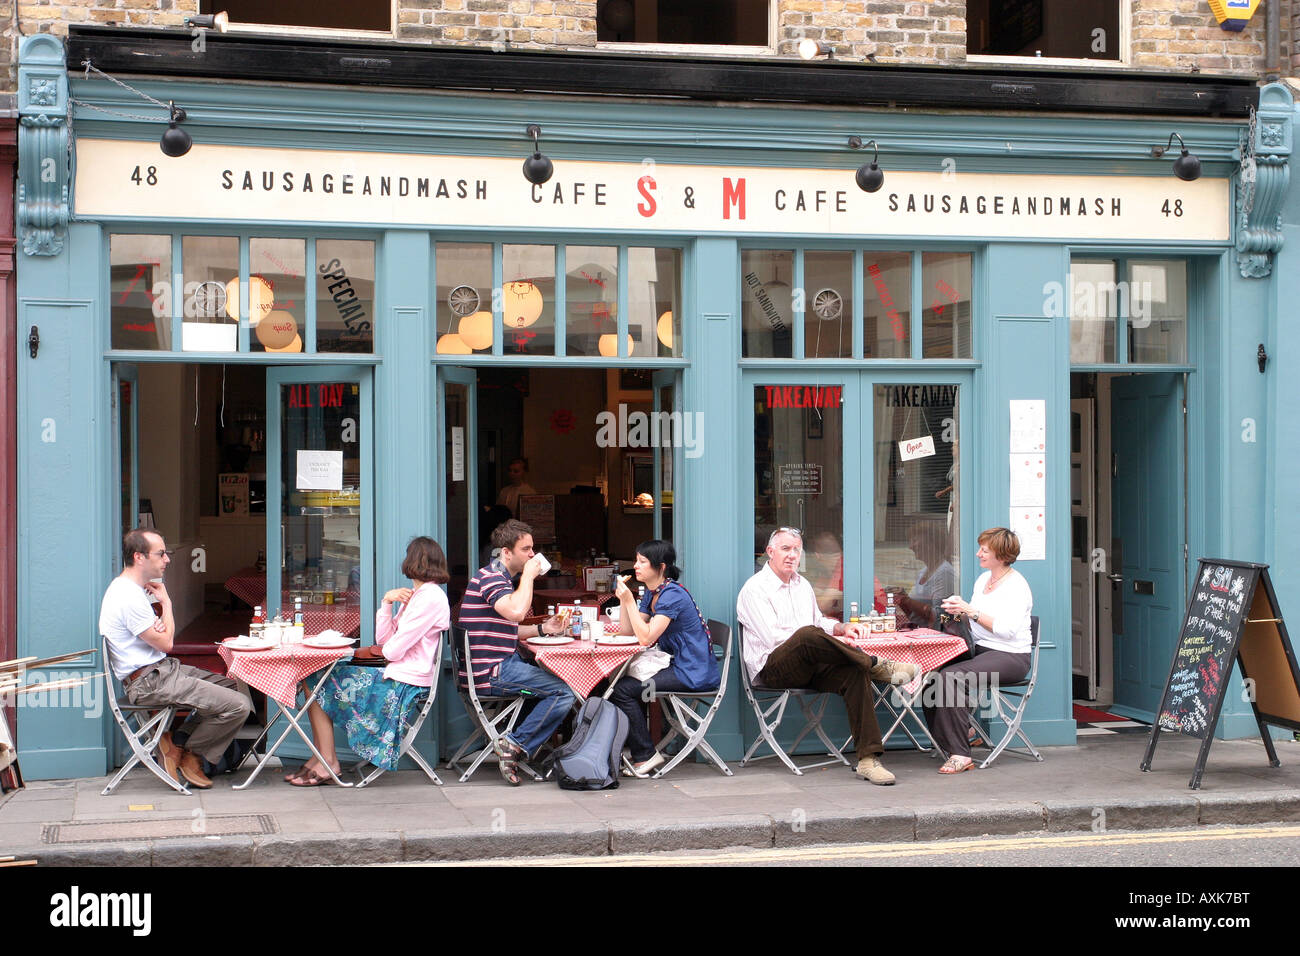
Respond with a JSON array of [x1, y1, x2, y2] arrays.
[[1264, 0, 1279, 82]]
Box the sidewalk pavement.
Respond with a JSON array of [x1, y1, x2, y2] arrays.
[[3, 733, 1298, 865]]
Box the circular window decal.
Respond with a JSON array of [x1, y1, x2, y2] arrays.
[[448, 285, 480, 317], [812, 288, 843, 320]]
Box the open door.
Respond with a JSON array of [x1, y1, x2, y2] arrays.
[[440, 366, 478, 608], [1111, 373, 1186, 719], [652, 369, 679, 542], [112, 363, 140, 570], [1071, 397, 1098, 699]]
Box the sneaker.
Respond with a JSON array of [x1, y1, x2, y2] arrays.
[[855, 756, 896, 786], [627, 751, 666, 779], [870, 658, 919, 686]]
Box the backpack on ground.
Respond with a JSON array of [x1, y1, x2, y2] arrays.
[[544, 696, 628, 791]]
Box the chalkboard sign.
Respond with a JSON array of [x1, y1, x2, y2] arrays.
[[1141, 559, 1300, 789]]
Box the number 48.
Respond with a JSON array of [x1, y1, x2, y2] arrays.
[[1161, 198, 1183, 217], [130, 165, 158, 186]]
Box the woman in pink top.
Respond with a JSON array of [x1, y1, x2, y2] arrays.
[[286, 537, 451, 786]]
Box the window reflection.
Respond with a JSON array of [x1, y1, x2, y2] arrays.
[[502, 244, 555, 356], [110, 235, 172, 350]]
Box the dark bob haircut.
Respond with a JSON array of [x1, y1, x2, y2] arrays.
[[401, 536, 450, 584]]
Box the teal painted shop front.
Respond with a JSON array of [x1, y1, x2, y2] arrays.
[[14, 32, 1298, 779]]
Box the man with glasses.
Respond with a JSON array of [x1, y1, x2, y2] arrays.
[[737, 527, 917, 785], [100, 528, 252, 789]]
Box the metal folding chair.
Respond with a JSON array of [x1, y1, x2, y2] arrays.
[[967, 615, 1043, 769], [444, 625, 543, 783], [737, 623, 851, 775], [100, 638, 191, 796], [352, 634, 444, 788], [641, 619, 734, 778]]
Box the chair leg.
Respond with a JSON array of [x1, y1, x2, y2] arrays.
[[652, 697, 732, 778]]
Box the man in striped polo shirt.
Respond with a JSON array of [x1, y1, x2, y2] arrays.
[[458, 519, 573, 785]]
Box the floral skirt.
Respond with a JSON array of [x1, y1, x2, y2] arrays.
[[314, 664, 428, 771]]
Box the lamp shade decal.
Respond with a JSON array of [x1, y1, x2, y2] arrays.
[[225, 275, 274, 323], [256, 309, 298, 349], [458, 310, 493, 350], [657, 310, 674, 349], [436, 332, 472, 354], [503, 280, 543, 328]]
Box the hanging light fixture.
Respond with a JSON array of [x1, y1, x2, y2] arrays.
[[256, 310, 298, 349], [598, 334, 634, 357], [264, 334, 303, 354], [848, 136, 884, 192], [1153, 132, 1201, 181], [457, 310, 494, 350], [75, 61, 195, 158], [656, 310, 674, 349], [436, 333, 472, 354], [225, 275, 275, 323], [159, 102, 192, 158], [522, 124, 554, 185], [503, 280, 544, 328]]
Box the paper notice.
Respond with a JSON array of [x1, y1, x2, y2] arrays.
[[1010, 399, 1046, 453], [296, 450, 344, 491], [1010, 454, 1046, 507], [898, 435, 937, 461], [1010, 508, 1046, 561], [452, 426, 465, 482]]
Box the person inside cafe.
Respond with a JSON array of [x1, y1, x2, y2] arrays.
[[458, 518, 572, 786], [607, 539, 719, 778], [924, 526, 1033, 775], [100, 528, 253, 790], [890, 520, 957, 629], [495, 457, 537, 517], [736, 528, 919, 786], [285, 536, 450, 787]]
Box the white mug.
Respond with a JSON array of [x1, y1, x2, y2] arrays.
[[534, 553, 552, 575]]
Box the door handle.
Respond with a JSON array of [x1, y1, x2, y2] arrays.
[[1107, 573, 1123, 584]]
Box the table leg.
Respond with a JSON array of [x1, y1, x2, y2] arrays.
[[233, 660, 353, 789]]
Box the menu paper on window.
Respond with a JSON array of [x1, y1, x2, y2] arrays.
[[1009, 400, 1046, 453], [1011, 508, 1046, 561], [1010, 454, 1046, 507], [451, 427, 465, 483], [296, 450, 344, 491], [1009, 399, 1046, 560]]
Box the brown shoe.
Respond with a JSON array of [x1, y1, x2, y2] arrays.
[[156, 733, 181, 783], [178, 750, 213, 789]]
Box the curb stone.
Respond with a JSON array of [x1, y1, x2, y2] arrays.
[[915, 802, 1045, 841], [774, 807, 915, 846], [609, 813, 773, 854], [252, 831, 403, 866], [402, 823, 610, 862], [150, 835, 256, 866], [1196, 790, 1300, 825]]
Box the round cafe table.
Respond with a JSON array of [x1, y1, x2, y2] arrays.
[[524, 625, 642, 700]]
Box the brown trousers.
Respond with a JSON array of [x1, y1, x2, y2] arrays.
[[126, 657, 252, 763], [756, 626, 883, 761]]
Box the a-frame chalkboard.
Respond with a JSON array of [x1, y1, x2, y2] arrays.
[[1141, 559, 1300, 789]]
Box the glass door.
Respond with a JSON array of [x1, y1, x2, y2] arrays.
[[112, 363, 139, 571], [439, 366, 478, 608], [651, 369, 680, 542], [266, 367, 372, 642]]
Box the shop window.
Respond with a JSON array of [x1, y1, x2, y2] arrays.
[[181, 236, 239, 353], [753, 383, 844, 617], [967, 0, 1122, 62], [200, 0, 390, 33], [863, 251, 911, 359], [873, 384, 960, 627], [110, 235, 172, 351], [628, 247, 682, 358], [803, 251, 853, 359], [1069, 257, 1185, 365], [597, 0, 771, 47], [436, 242, 494, 355], [250, 238, 306, 354], [502, 245, 557, 357], [566, 246, 620, 357], [741, 250, 795, 358], [315, 239, 375, 354], [921, 252, 973, 359]]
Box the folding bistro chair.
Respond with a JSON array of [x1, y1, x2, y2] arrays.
[[967, 615, 1043, 769], [641, 619, 734, 779], [100, 638, 191, 796], [737, 623, 851, 775], [352, 632, 444, 788], [444, 626, 544, 783]]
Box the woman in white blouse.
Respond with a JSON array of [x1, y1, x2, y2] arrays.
[[923, 527, 1033, 774]]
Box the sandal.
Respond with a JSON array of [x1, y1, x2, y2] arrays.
[[967, 727, 985, 747], [939, 756, 975, 774], [493, 737, 524, 786], [287, 766, 337, 787]]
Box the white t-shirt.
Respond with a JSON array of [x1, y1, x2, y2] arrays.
[[967, 568, 1033, 654], [99, 576, 166, 679]]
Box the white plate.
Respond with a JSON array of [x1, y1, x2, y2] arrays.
[[595, 635, 639, 646], [528, 636, 575, 646], [302, 635, 355, 649], [224, 637, 274, 652]]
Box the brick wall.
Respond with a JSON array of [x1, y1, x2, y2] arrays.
[[397, 0, 596, 48], [776, 0, 966, 62], [1132, 0, 1290, 74]]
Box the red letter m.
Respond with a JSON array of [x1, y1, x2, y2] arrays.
[[722, 177, 747, 220]]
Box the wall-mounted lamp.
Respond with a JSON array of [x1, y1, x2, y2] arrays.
[[76, 61, 194, 158], [1258, 344, 1268, 374], [797, 39, 835, 60], [522, 124, 554, 185], [184, 11, 230, 31], [848, 136, 884, 193], [1151, 132, 1201, 181]]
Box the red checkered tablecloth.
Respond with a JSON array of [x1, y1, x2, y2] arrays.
[[224, 569, 361, 638], [218, 641, 354, 708], [848, 628, 968, 694], [527, 638, 642, 698]]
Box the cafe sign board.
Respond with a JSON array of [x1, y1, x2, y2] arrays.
[[74, 139, 1231, 242]]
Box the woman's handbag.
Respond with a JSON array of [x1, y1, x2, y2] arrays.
[[628, 647, 672, 681], [937, 610, 976, 656]]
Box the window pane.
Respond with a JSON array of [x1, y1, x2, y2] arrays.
[[967, 1, 1120, 60], [753, 383, 843, 617], [502, 244, 556, 356], [629, 247, 681, 358], [436, 242, 493, 355], [181, 236, 238, 352], [803, 251, 853, 359], [1070, 259, 1117, 364], [315, 240, 374, 353], [597, 0, 769, 45], [110, 235, 172, 350], [863, 251, 910, 358], [205, 0, 389, 31], [1128, 260, 1188, 364], [874, 384, 960, 628], [565, 245, 619, 357], [922, 252, 972, 358], [741, 249, 794, 357], [250, 238, 305, 354]]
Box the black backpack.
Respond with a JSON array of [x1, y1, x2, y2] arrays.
[[544, 697, 628, 791]]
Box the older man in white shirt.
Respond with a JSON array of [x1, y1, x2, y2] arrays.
[[737, 528, 917, 785]]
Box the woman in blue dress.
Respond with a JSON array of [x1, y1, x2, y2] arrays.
[[608, 539, 719, 778]]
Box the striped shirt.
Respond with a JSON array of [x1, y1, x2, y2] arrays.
[[457, 558, 520, 690]]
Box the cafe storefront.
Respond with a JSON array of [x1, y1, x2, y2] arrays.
[[13, 28, 1296, 778]]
